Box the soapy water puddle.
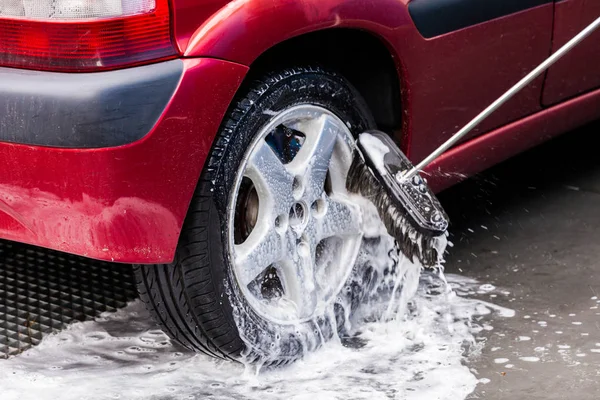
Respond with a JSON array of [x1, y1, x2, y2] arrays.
[[0, 268, 514, 400], [0, 194, 515, 400]]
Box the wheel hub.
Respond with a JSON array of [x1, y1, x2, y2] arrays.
[[289, 202, 308, 230]]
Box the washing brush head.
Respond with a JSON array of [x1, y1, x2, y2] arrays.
[[347, 131, 449, 267]]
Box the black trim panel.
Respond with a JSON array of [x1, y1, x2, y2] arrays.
[[408, 0, 553, 38], [0, 60, 183, 148]]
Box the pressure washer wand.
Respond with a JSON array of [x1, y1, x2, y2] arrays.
[[401, 15, 600, 183]]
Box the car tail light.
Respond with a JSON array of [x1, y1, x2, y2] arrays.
[[0, 0, 177, 72]]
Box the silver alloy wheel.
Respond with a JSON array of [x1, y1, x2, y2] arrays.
[[228, 105, 364, 325]]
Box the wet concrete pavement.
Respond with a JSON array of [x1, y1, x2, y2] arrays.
[[440, 122, 600, 399]]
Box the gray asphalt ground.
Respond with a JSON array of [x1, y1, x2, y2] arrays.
[[440, 121, 600, 399]]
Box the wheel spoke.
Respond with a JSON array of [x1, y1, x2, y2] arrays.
[[245, 140, 295, 215], [287, 115, 340, 203], [234, 225, 290, 287], [278, 243, 319, 317], [317, 195, 362, 241]]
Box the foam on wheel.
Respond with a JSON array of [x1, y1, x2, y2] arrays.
[[135, 66, 375, 363]]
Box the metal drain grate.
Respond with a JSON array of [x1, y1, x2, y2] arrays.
[[0, 240, 137, 358]]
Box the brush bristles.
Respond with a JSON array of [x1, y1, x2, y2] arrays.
[[347, 157, 445, 268]]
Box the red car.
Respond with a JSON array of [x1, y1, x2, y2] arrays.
[[0, 0, 599, 362]]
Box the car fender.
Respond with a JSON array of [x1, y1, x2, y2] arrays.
[[182, 0, 413, 67]]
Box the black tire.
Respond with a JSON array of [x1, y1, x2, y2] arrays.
[[135, 66, 375, 364]]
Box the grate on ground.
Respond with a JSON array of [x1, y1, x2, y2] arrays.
[[0, 240, 137, 358]]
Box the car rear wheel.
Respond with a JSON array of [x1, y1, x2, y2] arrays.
[[135, 66, 376, 364]]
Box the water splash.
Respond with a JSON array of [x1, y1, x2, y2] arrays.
[[0, 198, 514, 400]]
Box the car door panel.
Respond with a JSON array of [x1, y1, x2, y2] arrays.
[[542, 0, 600, 106], [401, 2, 554, 162]]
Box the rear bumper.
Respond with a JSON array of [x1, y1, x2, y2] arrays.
[[0, 60, 183, 148], [0, 58, 248, 263]]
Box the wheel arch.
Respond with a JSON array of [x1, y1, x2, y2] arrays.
[[245, 29, 403, 132], [183, 0, 411, 132]]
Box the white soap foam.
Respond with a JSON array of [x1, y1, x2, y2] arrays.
[[358, 133, 390, 176], [0, 269, 510, 400], [519, 357, 540, 362], [479, 284, 496, 292]]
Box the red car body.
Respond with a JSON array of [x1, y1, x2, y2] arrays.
[[0, 0, 598, 263]]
